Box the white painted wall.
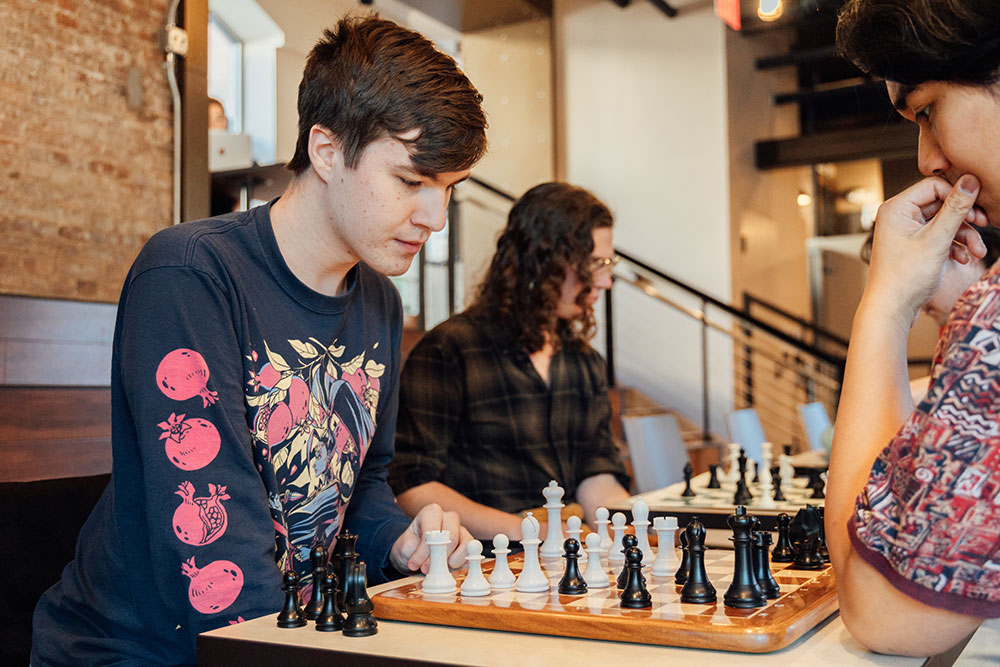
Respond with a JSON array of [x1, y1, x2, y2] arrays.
[[554, 0, 733, 434]]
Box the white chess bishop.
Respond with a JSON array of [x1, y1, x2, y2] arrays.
[[515, 512, 549, 592]]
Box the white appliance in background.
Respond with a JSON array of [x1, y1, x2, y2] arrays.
[[209, 130, 253, 172]]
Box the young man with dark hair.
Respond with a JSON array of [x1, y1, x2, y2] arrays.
[[829, 0, 1000, 656], [32, 14, 487, 665], [389, 182, 631, 541]]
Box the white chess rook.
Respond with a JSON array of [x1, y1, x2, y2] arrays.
[[631, 497, 652, 565], [515, 512, 549, 592], [582, 533, 610, 588], [651, 515, 680, 576], [488, 534, 516, 589], [421, 530, 457, 594], [460, 541, 491, 597], [608, 512, 627, 564], [539, 480, 566, 559]]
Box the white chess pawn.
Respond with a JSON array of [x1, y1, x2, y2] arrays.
[[594, 506, 612, 553], [515, 512, 549, 592], [488, 533, 516, 589], [539, 480, 565, 559], [421, 530, 457, 594], [608, 512, 627, 564], [779, 449, 794, 489], [651, 516, 680, 576], [582, 532, 609, 588], [631, 497, 652, 565], [757, 443, 776, 509], [565, 515, 586, 562], [460, 540, 491, 597]]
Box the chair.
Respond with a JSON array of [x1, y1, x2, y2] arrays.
[[622, 414, 690, 493], [798, 402, 832, 452], [724, 408, 767, 463]]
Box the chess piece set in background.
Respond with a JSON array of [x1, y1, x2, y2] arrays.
[[275, 531, 378, 636]]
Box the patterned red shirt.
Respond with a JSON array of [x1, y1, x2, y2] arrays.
[[849, 265, 1000, 618]]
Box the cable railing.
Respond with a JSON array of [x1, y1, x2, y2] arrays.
[[608, 251, 845, 452]]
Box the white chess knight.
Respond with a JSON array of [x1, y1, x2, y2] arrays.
[[608, 512, 627, 564], [421, 530, 457, 594], [488, 534, 516, 589], [630, 497, 652, 565], [756, 442, 777, 509], [515, 512, 549, 592], [724, 442, 741, 483], [582, 532, 610, 588], [651, 515, 680, 576], [460, 540, 491, 597], [539, 480, 565, 559]]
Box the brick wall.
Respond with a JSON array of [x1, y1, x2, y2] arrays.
[[0, 0, 173, 303]]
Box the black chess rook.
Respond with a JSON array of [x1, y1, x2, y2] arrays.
[[342, 560, 378, 637]]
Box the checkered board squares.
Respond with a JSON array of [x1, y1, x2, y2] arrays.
[[372, 549, 838, 653]]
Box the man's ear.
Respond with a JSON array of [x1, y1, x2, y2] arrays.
[[307, 125, 343, 183]]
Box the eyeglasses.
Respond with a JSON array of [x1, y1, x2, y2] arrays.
[[589, 255, 620, 274]]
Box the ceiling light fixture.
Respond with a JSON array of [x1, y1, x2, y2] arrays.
[[758, 0, 783, 21]]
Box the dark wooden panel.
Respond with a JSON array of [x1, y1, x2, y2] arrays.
[[0, 295, 116, 386], [0, 387, 112, 482]]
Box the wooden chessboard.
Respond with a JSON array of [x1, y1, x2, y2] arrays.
[[610, 473, 826, 531], [372, 550, 838, 653]]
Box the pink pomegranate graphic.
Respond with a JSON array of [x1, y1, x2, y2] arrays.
[[255, 402, 293, 446], [287, 377, 310, 424], [158, 413, 221, 470], [181, 557, 244, 614], [156, 348, 219, 407], [173, 482, 230, 546]]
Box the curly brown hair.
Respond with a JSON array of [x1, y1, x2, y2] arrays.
[[467, 182, 614, 354]]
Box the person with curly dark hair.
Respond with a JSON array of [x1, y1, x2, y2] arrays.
[[389, 182, 631, 541], [829, 0, 1000, 656]]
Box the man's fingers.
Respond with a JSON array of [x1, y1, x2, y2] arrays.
[[954, 224, 987, 260]]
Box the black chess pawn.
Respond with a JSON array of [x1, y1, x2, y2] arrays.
[[751, 531, 781, 599], [276, 569, 307, 628], [783, 444, 793, 457], [771, 513, 795, 563], [752, 460, 760, 484], [315, 571, 343, 632], [618, 533, 639, 589], [305, 544, 327, 620], [619, 546, 653, 609], [772, 466, 786, 502], [807, 469, 826, 499], [707, 464, 721, 489], [558, 538, 588, 595], [724, 507, 766, 608], [674, 528, 690, 585], [679, 519, 716, 604], [681, 462, 696, 497], [342, 559, 378, 637]]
